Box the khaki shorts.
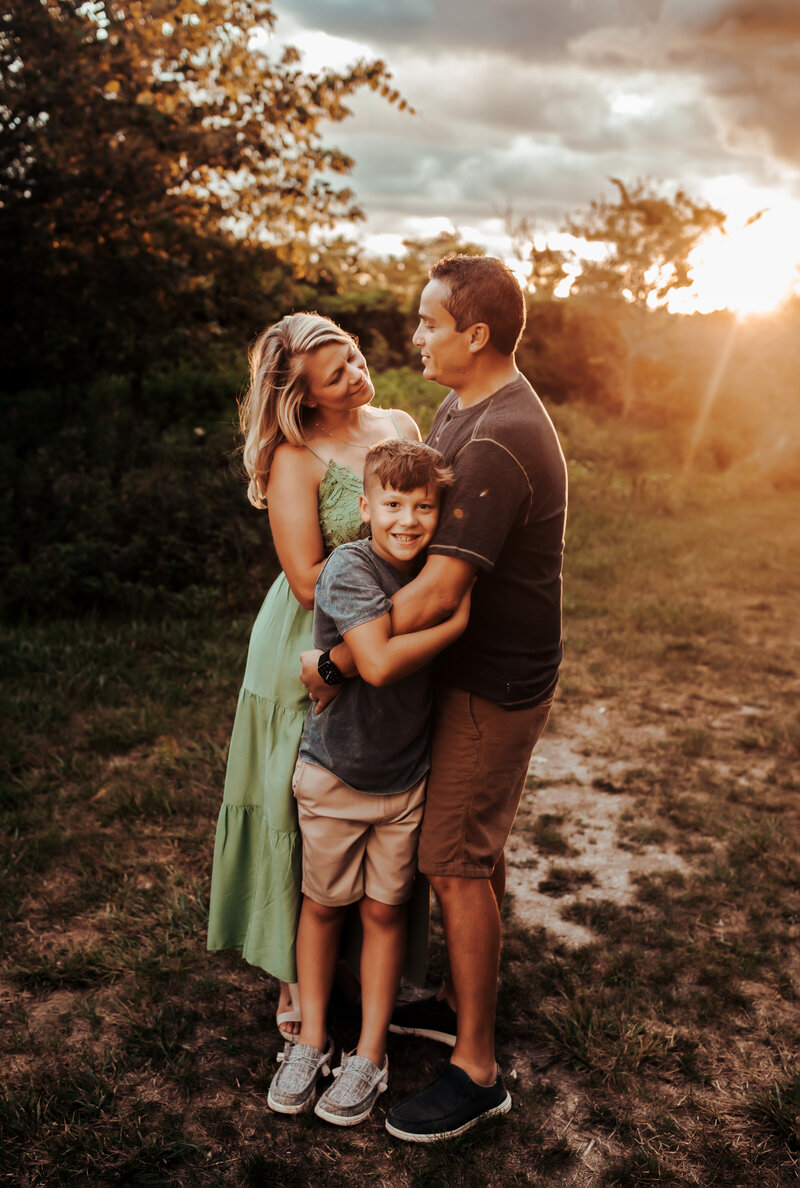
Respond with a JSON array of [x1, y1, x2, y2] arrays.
[[418, 686, 553, 879], [292, 760, 426, 907]]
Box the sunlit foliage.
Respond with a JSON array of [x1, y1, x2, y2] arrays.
[[0, 0, 406, 389], [564, 179, 726, 307]]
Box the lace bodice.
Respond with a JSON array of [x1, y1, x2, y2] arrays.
[[318, 460, 370, 553]]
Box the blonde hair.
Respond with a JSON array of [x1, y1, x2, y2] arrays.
[[240, 312, 357, 508]]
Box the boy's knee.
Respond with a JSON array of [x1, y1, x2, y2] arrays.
[[303, 897, 346, 925], [359, 895, 405, 928]]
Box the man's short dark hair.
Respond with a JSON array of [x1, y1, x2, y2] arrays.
[[429, 255, 526, 357], [363, 439, 453, 495]]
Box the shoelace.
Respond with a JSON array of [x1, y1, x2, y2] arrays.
[[331, 1053, 388, 1091], [276, 1047, 331, 1077]]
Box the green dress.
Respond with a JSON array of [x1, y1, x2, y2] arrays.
[[207, 460, 429, 984]]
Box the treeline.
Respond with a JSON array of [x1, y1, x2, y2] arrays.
[[5, 285, 799, 622], [3, 2, 798, 621]]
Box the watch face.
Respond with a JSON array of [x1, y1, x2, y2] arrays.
[[319, 660, 342, 686]]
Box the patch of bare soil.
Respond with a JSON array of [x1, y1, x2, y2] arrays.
[[507, 701, 687, 945]]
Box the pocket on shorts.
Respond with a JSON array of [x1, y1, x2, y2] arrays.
[[529, 696, 554, 746], [291, 759, 305, 800], [453, 691, 481, 742]]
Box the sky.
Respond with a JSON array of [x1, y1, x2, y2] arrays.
[[262, 0, 800, 308]]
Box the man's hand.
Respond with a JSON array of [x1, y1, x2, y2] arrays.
[[299, 649, 342, 714]]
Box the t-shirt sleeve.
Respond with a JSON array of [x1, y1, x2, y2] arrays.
[[428, 439, 529, 571], [315, 546, 392, 636]]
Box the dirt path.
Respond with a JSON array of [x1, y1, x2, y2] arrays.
[[507, 700, 688, 946]]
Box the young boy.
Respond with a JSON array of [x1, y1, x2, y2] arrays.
[[267, 439, 468, 1126]]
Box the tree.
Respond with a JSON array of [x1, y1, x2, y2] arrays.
[[0, 0, 407, 392], [360, 230, 485, 311], [564, 178, 726, 307], [547, 179, 727, 417], [526, 243, 570, 302], [500, 209, 570, 303]]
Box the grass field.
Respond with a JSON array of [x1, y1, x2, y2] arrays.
[[1, 406, 798, 1186]]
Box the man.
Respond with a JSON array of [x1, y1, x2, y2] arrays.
[[303, 255, 567, 1142]]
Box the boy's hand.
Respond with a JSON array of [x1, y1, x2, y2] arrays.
[[299, 649, 341, 714]]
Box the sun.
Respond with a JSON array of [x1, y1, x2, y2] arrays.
[[669, 207, 800, 316]]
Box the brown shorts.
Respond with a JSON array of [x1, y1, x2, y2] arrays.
[[418, 686, 553, 879], [292, 760, 426, 907]]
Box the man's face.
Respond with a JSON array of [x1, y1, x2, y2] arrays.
[[358, 482, 440, 573], [412, 279, 474, 387]]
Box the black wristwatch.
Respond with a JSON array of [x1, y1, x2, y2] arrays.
[[317, 650, 344, 686]]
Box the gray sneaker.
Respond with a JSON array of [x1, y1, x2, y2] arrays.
[[314, 1049, 389, 1126], [267, 1039, 334, 1114]]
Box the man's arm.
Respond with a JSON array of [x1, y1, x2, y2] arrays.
[[389, 554, 477, 634]]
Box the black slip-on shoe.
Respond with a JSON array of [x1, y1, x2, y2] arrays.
[[388, 994, 457, 1047], [385, 1063, 511, 1143]]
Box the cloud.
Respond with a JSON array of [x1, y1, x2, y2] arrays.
[[333, 48, 742, 222], [282, 0, 661, 61], [688, 1, 800, 166], [572, 0, 800, 167], [273, 0, 800, 245]]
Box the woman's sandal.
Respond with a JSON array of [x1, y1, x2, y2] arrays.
[[277, 1006, 302, 1042], [277, 982, 302, 1043]]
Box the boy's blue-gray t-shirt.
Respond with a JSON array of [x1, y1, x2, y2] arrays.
[[297, 538, 432, 796]]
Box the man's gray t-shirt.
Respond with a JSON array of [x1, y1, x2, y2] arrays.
[[297, 538, 432, 796]]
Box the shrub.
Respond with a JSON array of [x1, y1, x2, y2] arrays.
[[2, 372, 275, 620]]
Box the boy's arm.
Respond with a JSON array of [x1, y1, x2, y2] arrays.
[[300, 555, 474, 706], [300, 554, 475, 706], [343, 589, 471, 688]]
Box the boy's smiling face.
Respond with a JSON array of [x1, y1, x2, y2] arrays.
[[359, 480, 441, 573]]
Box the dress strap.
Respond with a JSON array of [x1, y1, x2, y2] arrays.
[[389, 411, 405, 440], [304, 442, 330, 464]]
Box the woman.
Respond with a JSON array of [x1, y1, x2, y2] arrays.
[[207, 312, 423, 1039]]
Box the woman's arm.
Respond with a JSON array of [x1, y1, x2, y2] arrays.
[[266, 444, 326, 610], [344, 590, 471, 687]]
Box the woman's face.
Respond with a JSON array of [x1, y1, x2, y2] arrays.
[[303, 340, 374, 415]]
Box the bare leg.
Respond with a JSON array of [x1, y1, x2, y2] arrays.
[[334, 957, 363, 1006], [430, 873, 500, 1086], [295, 896, 346, 1052], [357, 896, 407, 1066], [437, 848, 506, 1012]]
